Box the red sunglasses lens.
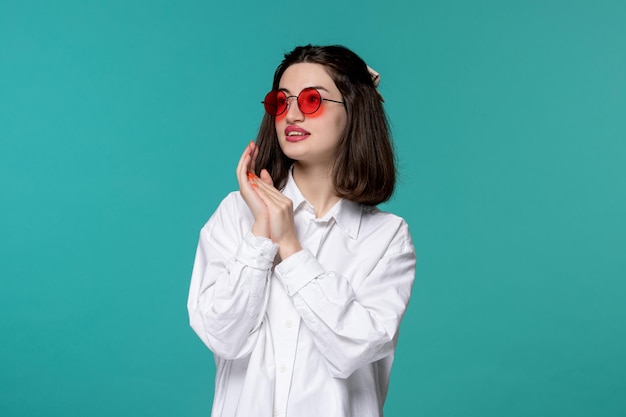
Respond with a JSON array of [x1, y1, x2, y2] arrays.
[[263, 91, 287, 116], [298, 88, 322, 114]]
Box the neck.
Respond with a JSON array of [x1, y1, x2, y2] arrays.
[[292, 163, 340, 218]]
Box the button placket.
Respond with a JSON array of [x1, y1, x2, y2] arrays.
[[269, 278, 301, 417]]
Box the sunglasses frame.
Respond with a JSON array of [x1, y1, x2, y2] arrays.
[[262, 87, 344, 116]]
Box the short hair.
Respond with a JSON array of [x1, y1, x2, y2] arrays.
[[254, 44, 396, 205]]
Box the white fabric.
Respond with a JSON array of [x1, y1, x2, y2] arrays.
[[188, 172, 416, 417]]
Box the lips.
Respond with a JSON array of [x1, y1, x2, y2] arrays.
[[285, 125, 310, 142]]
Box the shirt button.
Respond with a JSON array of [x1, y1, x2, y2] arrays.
[[273, 409, 280, 416], [285, 320, 293, 328], [279, 364, 287, 373]]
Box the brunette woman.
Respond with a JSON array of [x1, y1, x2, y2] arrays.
[[188, 44, 416, 417]]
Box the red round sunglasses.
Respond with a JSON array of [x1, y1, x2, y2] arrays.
[[262, 87, 344, 116]]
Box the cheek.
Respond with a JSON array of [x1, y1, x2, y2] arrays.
[[274, 117, 284, 138], [335, 113, 348, 137], [274, 106, 326, 121], [306, 105, 325, 118]]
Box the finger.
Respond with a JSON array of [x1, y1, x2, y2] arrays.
[[246, 170, 290, 212], [254, 183, 293, 216], [259, 168, 273, 186], [237, 145, 265, 206], [250, 180, 284, 209], [246, 169, 272, 187], [237, 154, 253, 188], [254, 177, 286, 202], [250, 142, 259, 174], [238, 142, 262, 187], [236, 142, 252, 177]]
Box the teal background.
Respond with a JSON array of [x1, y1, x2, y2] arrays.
[[1, 0, 624, 416]]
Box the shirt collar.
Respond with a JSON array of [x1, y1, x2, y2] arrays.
[[282, 168, 362, 240], [281, 169, 309, 211]]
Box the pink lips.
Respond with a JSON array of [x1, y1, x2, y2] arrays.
[[285, 125, 310, 142]]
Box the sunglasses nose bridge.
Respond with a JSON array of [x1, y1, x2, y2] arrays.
[[284, 95, 297, 108], [284, 94, 305, 118]]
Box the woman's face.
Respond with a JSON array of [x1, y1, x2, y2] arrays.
[[275, 63, 348, 168]]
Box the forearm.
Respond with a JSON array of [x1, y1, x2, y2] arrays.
[[188, 229, 278, 359], [274, 247, 415, 378]]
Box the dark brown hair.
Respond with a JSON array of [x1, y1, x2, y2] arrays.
[[254, 44, 396, 205]]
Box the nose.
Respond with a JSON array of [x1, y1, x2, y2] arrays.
[[285, 96, 304, 123]]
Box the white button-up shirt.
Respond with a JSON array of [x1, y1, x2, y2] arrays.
[[188, 172, 416, 417]]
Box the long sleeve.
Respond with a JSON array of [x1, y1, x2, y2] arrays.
[[189, 178, 417, 417], [274, 216, 416, 379], [187, 192, 279, 360]]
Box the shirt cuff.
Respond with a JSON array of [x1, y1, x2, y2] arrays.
[[234, 231, 279, 270], [275, 249, 326, 296]]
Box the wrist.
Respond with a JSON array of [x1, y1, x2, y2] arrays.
[[251, 221, 270, 238], [278, 239, 302, 260]]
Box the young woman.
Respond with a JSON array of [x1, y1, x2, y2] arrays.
[[188, 44, 416, 417]]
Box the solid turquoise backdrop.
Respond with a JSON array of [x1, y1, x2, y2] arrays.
[[1, 1, 625, 416]]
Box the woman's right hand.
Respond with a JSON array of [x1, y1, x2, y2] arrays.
[[236, 141, 270, 238]]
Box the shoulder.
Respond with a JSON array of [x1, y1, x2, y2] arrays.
[[211, 190, 257, 214], [359, 205, 414, 252], [361, 205, 409, 229], [202, 191, 253, 233], [217, 191, 246, 210]]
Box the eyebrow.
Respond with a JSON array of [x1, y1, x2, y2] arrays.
[[278, 86, 330, 94]]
